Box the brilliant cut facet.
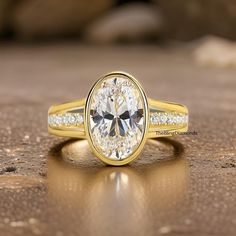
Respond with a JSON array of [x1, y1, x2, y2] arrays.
[[87, 74, 146, 161]]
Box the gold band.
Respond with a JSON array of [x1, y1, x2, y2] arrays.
[[48, 98, 188, 139], [48, 71, 189, 165]]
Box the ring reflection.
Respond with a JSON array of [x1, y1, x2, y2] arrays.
[[47, 139, 189, 235]]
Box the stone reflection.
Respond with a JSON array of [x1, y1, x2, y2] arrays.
[[47, 139, 189, 235]]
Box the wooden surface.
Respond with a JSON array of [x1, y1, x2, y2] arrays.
[[0, 43, 235, 236]]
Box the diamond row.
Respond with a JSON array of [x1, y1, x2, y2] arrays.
[[48, 113, 84, 127], [150, 112, 188, 125]]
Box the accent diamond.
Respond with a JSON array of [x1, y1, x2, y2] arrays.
[[48, 113, 83, 127], [150, 112, 188, 125]]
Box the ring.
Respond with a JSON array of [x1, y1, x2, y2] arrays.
[[48, 71, 189, 166]]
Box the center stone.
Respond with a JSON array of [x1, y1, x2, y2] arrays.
[[88, 75, 146, 160]]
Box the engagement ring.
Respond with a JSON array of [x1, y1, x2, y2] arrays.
[[48, 71, 188, 166]]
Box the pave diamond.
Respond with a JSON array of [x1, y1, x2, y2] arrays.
[[87, 74, 146, 160], [48, 113, 84, 127], [150, 112, 188, 125]]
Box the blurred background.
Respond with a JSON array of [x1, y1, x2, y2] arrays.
[[0, 0, 236, 68], [1, 0, 236, 40], [0, 1, 236, 236]]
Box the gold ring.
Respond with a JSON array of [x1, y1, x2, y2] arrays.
[[48, 71, 189, 166]]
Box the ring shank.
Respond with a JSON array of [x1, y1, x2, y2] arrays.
[[148, 98, 188, 138], [48, 98, 188, 139]]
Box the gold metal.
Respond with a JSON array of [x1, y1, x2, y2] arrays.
[[48, 71, 189, 166]]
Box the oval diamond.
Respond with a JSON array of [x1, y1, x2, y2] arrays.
[[86, 72, 147, 163]]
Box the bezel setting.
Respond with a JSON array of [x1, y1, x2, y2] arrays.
[[85, 71, 149, 166]]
